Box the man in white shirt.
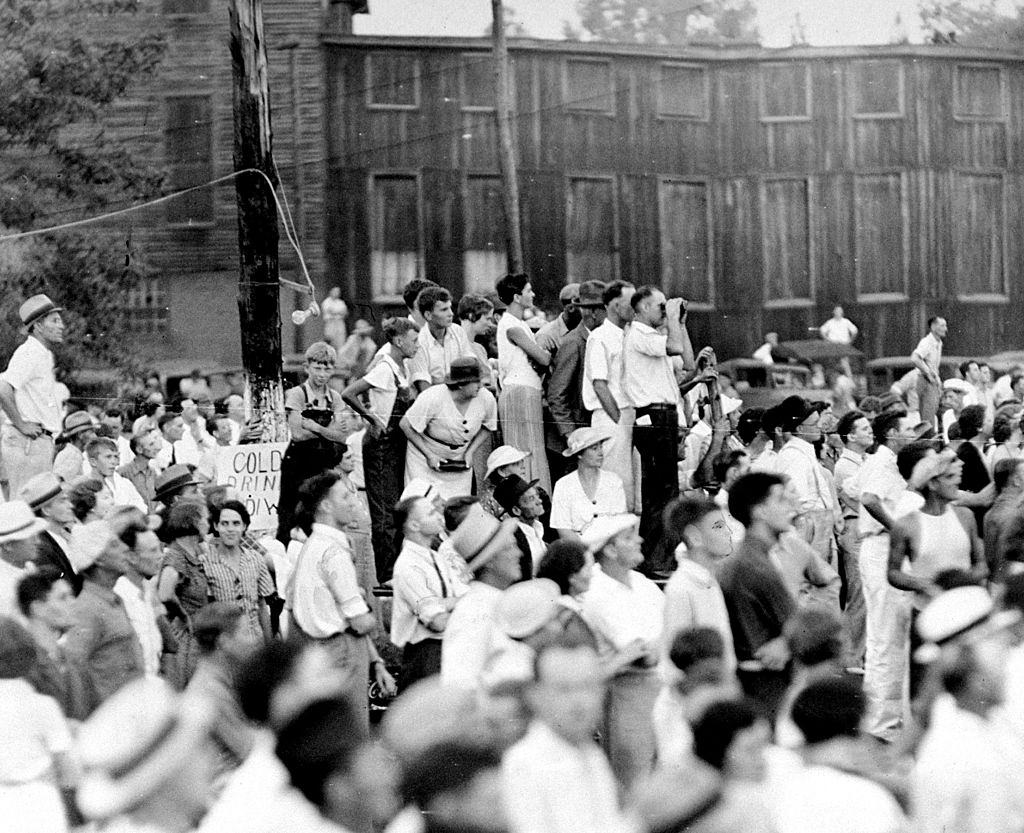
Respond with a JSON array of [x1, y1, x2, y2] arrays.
[[87, 438, 147, 514], [753, 331, 779, 365], [440, 504, 520, 689], [407, 286, 475, 394], [112, 517, 164, 678], [583, 280, 637, 509], [502, 643, 638, 833], [623, 287, 694, 567], [0, 294, 66, 495], [911, 315, 947, 428], [818, 306, 858, 345], [581, 514, 664, 791], [287, 471, 378, 727], [154, 411, 188, 472]]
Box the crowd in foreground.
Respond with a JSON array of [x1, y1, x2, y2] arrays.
[[1, 287, 1024, 832]]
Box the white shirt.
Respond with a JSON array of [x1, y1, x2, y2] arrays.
[[407, 324, 474, 387], [287, 524, 370, 639], [391, 540, 465, 648], [775, 437, 835, 513], [497, 312, 542, 390], [753, 342, 775, 365], [912, 332, 943, 379], [582, 564, 664, 656], [502, 721, 639, 833], [583, 319, 627, 412], [771, 763, 905, 833], [0, 335, 62, 433], [440, 581, 502, 690], [363, 353, 409, 425], [113, 576, 162, 677], [819, 317, 858, 345], [0, 678, 72, 784], [101, 473, 147, 513], [662, 557, 735, 672], [845, 445, 917, 537], [549, 469, 626, 534], [622, 321, 679, 407], [750, 446, 779, 473]]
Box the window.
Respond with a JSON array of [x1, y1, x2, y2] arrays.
[[464, 176, 507, 295], [657, 63, 709, 120], [366, 53, 420, 110], [762, 179, 811, 305], [126, 279, 168, 334], [953, 173, 1005, 298], [461, 54, 507, 111], [369, 174, 421, 300], [566, 177, 617, 281], [162, 0, 210, 12], [854, 175, 906, 299], [760, 63, 811, 121], [659, 180, 712, 306], [954, 64, 1005, 121], [851, 60, 903, 118], [564, 59, 614, 115], [165, 96, 213, 226]]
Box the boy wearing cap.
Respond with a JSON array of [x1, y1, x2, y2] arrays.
[[51, 411, 96, 483], [0, 294, 65, 494]]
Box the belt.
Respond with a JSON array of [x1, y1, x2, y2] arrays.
[[637, 403, 676, 411]]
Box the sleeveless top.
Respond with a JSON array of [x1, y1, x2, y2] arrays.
[[912, 506, 971, 582]]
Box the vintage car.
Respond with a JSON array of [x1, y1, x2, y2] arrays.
[[865, 355, 974, 397]]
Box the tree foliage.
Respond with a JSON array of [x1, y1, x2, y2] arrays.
[[566, 0, 760, 45], [919, 0, 1024, 48], [0, 0, 165, 370]]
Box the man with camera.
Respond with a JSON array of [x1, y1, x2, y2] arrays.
[[623, 287, 695, 566]]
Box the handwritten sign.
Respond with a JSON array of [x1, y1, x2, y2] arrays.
[[216, 443, 287, 531]]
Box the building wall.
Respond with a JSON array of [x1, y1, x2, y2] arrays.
[[324, 37, 1024, 359]]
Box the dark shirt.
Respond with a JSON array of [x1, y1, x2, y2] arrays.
[[717, 534, 796, 662], [63, 580, 145, 712], [546, 321, 590, 440], [27, 642, 94, 721]]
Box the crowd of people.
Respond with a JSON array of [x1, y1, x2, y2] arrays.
[[2, 285, 1024, 833]]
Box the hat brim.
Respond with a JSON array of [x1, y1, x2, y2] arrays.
[[494, 478, 539, 514], [154, 479, 202, 502], [466, 519, 519, 574], [0, 516, 47, 545], [562, 431, 613, 457], [59, 424, 94, 441], [485, 450, 530, 481], [20, 304, 63, 334]]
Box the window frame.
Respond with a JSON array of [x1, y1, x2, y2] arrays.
[[562, 57, 616, 117], [953, 62, 1007, 123], [759, 174, 815, 309], [657, 176, 714, 310], [759, 62, 812, 124], [564, 172, 620, 281], [849, 59, 905, 121], [655, 62, 711, 122], [366, 170, 425, 304], [164, 93, 215, 229], [365, 52, 421, 112], [459, 53, 515, 113], [952, 168, 1009, 303], [852, 171, 910, 304]]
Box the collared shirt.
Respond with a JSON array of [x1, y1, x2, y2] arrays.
[[497, 312, 543, 390], [0, 678, 72, 785], [100, 472, 147, 514], [775, 437, 834, 513], [288, 523, 370, 639], [118, 456, 157, 510], [63, 580, 145, 708], [912, 332, 943, 378], [0, 335, 62, 434], [581, 564, 664, 657], [535, 314, 571, 355], [622, 320, 679, 408], [662, 557, 736, 672], [203, 542, 274, 645], [440, 581, 503, 690], [583, 319, 627, 412], [113, 576, 163, 677], [502, 721, 638, 833], [833, 448, 865, 517], [549, 469, 626, 534], [391, 539, 465, 648], [52, 443, 91, 482], [845, 445, 914, 537], [436, 538, 473, 593], [407, 323, 474, 387]]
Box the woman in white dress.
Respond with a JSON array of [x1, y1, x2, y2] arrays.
[[400, 357, 498, 500], [550, 426, 627, 540]]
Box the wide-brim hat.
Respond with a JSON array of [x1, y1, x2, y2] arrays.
[[914, 585, 1021, 663], [18, 293, 62, 331], [18, 473, 64, 511], [581, 513, 639, 554], [776, 395, 817, 433], [485, 446, 530, 480], [76, 678, 214, 820], [60, 410, 95, 441], [449, 503, 519, 574], [154, 464, 201, 503], [492, 475, 539, 516], [0, 500, 47, 545], [444, 356, 483, 387], [495, 578, 561, 639], [562, 425, 614, 457]]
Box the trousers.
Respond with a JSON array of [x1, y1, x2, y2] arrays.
[[1, 425, 54, 497], [633, 404, 680, 563], [838, 519, 867, 666]]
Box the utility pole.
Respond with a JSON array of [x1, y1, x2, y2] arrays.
[[490, 0, 523, 274], [229, 0, 287, 442]]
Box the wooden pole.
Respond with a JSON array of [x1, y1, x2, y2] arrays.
[[491, 0, 523, 274], [229, 0, 287, 442]]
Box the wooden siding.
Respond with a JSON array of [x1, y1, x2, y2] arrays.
[[325, 38, 1024, 358]]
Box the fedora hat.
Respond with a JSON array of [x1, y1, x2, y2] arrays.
[[18, 294, 62, 331], [492, 475, 539, 516], [562, 425, 614, 458], [576, 280, 607, 309], [485, 445, 530, 481], [76, 677, 214, 820], [0, 500, 47, 545], [18, 472, 64, 511], [154, 464, 201, 503], [449, 503, 518, 574], [60, 410, 95, 441], [444, 356, 483, 388]]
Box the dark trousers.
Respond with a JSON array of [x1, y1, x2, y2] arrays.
[[363, 428, 407, 583], [400, 638, 442, 693], [633, 404, 680, 565]]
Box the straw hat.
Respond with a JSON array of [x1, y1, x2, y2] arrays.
[[59, 410, 95, 441], [449, 503, 518, 574], [561, 425, 614, 458], [0, 501, 47, 545], [915, 585, 1020, 663], [154, 464, 201, 504], [18, 294, 62, 332], [485, 445, 530, 480]]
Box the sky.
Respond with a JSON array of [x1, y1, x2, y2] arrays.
[[354, 0, 937, 47]]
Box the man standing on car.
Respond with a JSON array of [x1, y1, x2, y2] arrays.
[[911, 316, 946, 429]]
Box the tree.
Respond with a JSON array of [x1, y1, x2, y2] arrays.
[[919, 0, 1024, 48], [0, 0, 165, 371], [482, 3, 529, 37], [565, 0, 760, 45]]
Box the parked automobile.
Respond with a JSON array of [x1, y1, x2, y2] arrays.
[[866, 355, 973, 397], [716, 358, 833, 410]]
